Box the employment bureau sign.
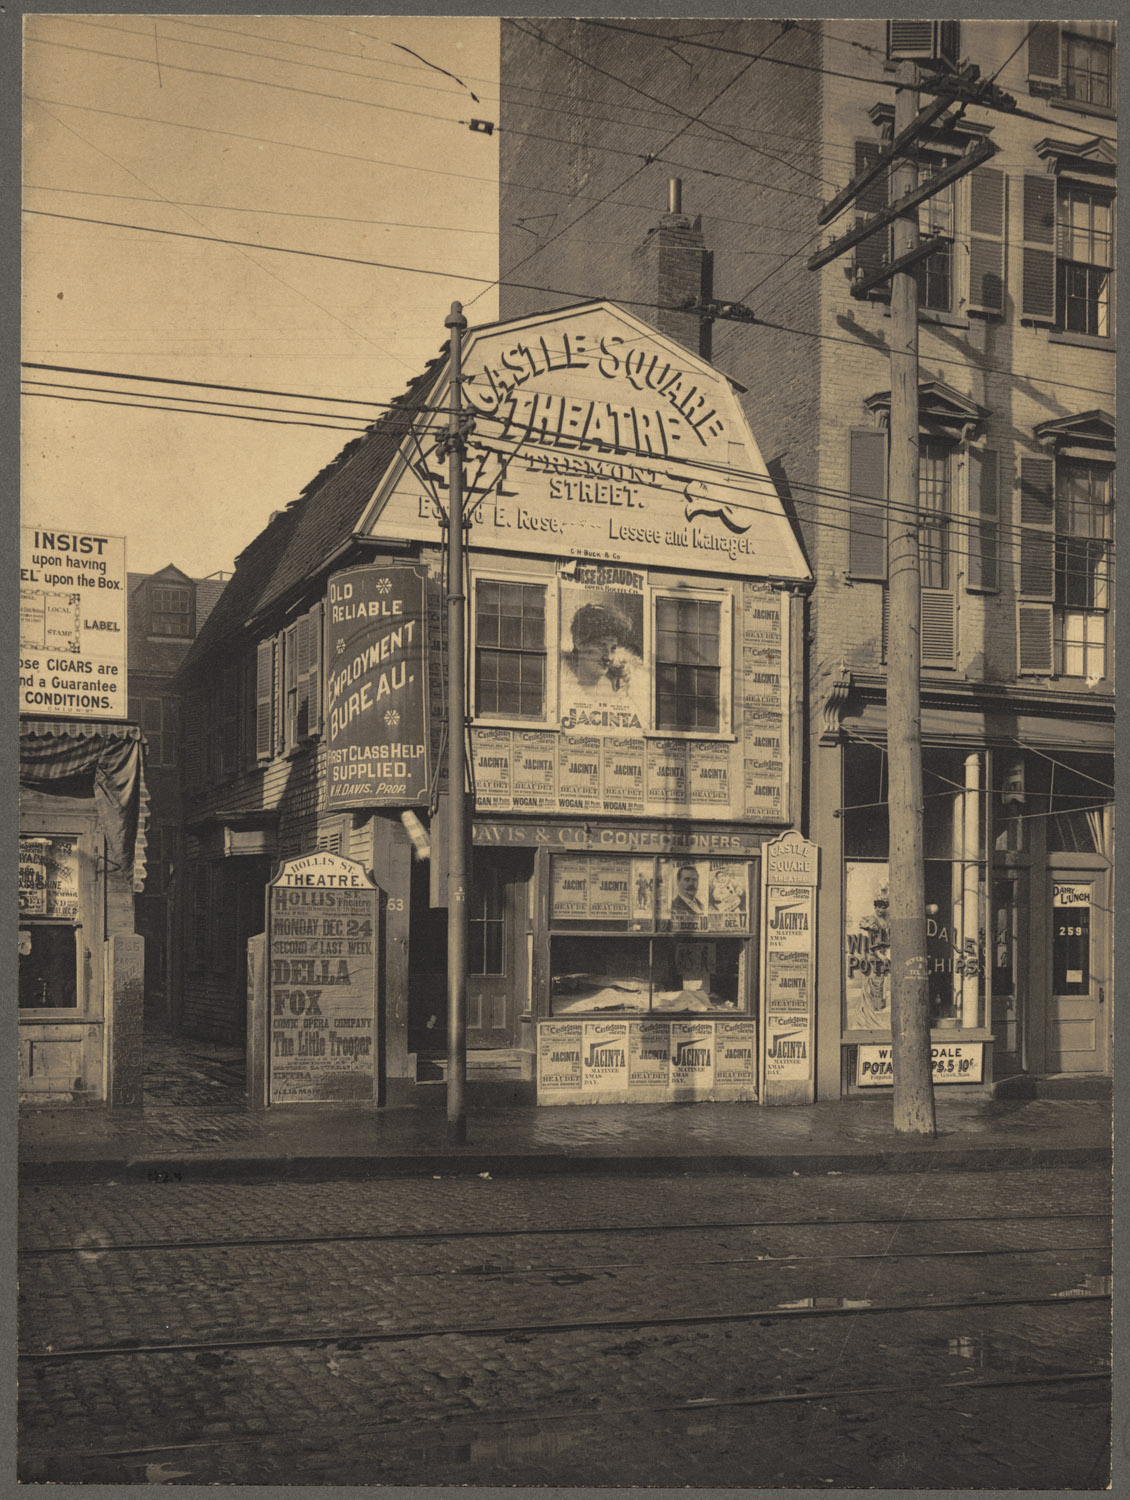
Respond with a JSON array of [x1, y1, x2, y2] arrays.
[[324, 564, 429, 810], [368, 303, 810, 584]]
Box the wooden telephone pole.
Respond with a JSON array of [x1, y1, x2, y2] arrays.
[[806, 64, 998, 1133], [444, 301, 469, 1144], [884, 66, 935, 1134]]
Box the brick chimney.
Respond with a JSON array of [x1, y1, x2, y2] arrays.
[[630, 179, 713, 361]]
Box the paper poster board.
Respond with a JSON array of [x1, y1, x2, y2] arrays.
[[760, 831, 819, 1105], [537, 1018, 756, 1105], [19, 836, 80, 919], [268, 853, 379, 1104], [20, 528, 127, 719]]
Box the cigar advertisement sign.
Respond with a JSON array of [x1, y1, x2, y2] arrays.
[[19, 528, 127, 719], [760, 831, 819, 1104], [538, 1018, 756, 1104], [324, 564, 429, 810], [268, 853, 379, 1104]]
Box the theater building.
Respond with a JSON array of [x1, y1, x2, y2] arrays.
[[174, 302, 812, 1106]]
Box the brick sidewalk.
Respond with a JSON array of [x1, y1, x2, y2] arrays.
[[19, 1090, 1111, 1183]]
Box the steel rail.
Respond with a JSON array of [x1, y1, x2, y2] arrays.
[[19, 1288, 1110, 1362], [17, 1368, 1111, 1469], [18, 1209, 1110, 1257]]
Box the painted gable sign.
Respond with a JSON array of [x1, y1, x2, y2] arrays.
[[365, 304, 809, 583]]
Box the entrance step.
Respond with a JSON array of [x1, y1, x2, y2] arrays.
[[993, 1072, 1111, 1101]]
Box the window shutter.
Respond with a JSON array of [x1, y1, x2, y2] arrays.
[[968, 169, 1006, 316], [1027, 22, 1061, 86], [256, 638, 274, 762], [1017, 602, 1054, 675], [305, 602, 323, 737], [920, 588, 956, 668], [967, 447, 1000, 591], [1021, 176, 1056, 322], [1018, 457, 1056, 600], [849, 428, 888, 579], [295, 612, 312, 740], [853, 141, 889, 292]]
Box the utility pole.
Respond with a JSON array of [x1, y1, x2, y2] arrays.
[[885, 65, 935, 1135], [444, 300, 469, 1144]]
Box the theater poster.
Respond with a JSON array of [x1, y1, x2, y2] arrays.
[[558, 564, 647, 736]]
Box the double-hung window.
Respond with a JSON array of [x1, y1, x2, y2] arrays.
[[150, 585, 193, 638], [1057, 187, 1113, 338], [1029, 23, 1115, 113], [918, 439, 952, 589], [915, 159, 955, 314], [474, 579, 547, 719], [1055, 461, 1112, 678], [1018, 454, 1113, 679], [654, 595, 722, 733]]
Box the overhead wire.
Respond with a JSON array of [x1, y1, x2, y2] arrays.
[[26, 97, 419, 373], [29, 206, 1114, 406], [22, 377, 1113, 580], [470, 16, 799, 311]]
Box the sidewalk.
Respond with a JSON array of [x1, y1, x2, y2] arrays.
[[19, 1090, 1112, 1184]]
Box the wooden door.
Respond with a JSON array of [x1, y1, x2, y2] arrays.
[[1045, 872, 1109, 1073], [466, 851, 531, 1049]]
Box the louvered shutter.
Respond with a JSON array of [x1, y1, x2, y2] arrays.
[[967, 447, 1000, 591], [1021, 176, 1057, 322], [853, 141, 889, 292], [1017, 457, 1055, 675], [305, 602, 323, 737], [920, 588, 956, 668], [295, 612, 312, 741], [1027, 22, 1061, 86], [849, 428, 888, 579], [256, 638, 274, 762], [1017, 603, 1054, 675], [968, 169, 1006, 316], [1018, 458, 1055, 599]]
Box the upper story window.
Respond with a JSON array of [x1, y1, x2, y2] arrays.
[[1063, 32, 1115, 110], [150, 584, 194, 638], [655, 595, 721, 733], [1018, 436, 1114, 681], [1055, 461, 1112, 678], [474, 579, 547, 719], [851, 133, 1004, 319], [915, 159, 955, 314], [918, 438, 952, 588], [1057, 187, 1113, 337], [1030, 22, 1116, 114]]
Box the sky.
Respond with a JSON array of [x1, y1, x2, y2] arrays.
[[21, 14, 500, 578]]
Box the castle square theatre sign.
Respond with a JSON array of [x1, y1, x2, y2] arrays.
[[361, 303, 810, 587]]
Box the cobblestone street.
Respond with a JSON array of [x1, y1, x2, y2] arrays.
[[19, 1165, 1111, 1487]]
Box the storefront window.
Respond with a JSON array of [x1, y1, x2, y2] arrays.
[[547, 853, 755, 1015], [19, 925, 78, 1009]]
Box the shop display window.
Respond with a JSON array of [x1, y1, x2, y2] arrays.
[[547, 852, 755, 1015], [19, 924, 79, 1009]]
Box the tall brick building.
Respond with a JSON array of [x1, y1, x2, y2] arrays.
[[498, 19, 1115, 1096]]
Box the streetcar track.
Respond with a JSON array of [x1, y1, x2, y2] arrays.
[[19, 1288, 1110, 1361], [18, 1369, 1110, 1469], [18, 1208, 1109, 1257]]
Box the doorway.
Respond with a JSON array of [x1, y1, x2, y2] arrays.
[[466, 849, 533, 1049], [1045, 869, 1109, 1074]]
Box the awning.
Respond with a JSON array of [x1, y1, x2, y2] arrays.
[[843, 703, 1113, 756], [19, 719, 150, 892]]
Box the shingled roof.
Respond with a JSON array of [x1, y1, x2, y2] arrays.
[[177, 355, 445, 685]]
